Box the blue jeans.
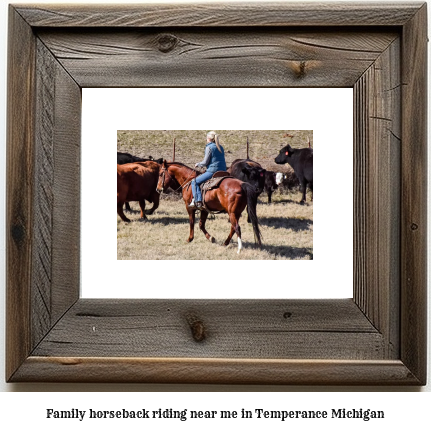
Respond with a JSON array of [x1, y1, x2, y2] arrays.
[[192, 171, 214, 202]]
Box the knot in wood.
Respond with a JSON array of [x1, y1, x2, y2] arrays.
[[186, 314, 206, 342], [157, 34, 179, 53], [411, 223, 419, 231], [288, 60, 317, 79], [295, 61, 307, 78], [11, 223, 25, 245]]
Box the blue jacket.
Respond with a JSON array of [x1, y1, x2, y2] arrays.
[[197, 142, 227, 173]]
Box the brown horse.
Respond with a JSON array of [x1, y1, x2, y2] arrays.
[[117, 161, 161, 222], [156, 161, 262, 253]]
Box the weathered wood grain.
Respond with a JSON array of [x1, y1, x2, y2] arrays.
[[50, 54, 81, 326], [15, 2, 423, 27], [31, 38, 81, 351], [32, 40, 56, 347], [374, 41, 402, 359], [32, 299, 383, 360], [6, 7, 36, 382], [400, 3, 428, 385], [12, 357, 420, 385], [7, 9, 82, 381], [353, 38, 401, 359], [37, 29, 398, 88]]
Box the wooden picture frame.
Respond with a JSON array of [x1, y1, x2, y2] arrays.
[[6, 2, 427, 385]]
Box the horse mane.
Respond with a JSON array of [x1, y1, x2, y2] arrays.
[[166, 161, 199, 174]]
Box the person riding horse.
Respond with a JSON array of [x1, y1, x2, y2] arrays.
[[189, 131, 227, 209]]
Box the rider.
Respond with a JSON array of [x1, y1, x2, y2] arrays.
[[189, 131, 227, 209]]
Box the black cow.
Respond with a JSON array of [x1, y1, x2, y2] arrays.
[[264, 171, 278, 203], [227, 159, 266, 195], [228, 159, 266, 222], [117, 152, 163, 210], [117, 152, 163, 165], [275, 144, 313, 203]]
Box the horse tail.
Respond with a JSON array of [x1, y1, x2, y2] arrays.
[[241, 182, 263, 247]]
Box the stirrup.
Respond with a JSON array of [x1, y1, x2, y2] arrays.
[[188, 199, 196, 209], [196, 201, 203, 209]]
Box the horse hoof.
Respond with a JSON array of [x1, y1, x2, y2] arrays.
[[210, 236, 215, 243]]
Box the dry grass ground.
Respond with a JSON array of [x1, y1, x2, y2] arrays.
[[117, 130, 313, 260], [117, 190, 313, 260]]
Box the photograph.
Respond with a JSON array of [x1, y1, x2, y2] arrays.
[[117, 130, 313, 260]]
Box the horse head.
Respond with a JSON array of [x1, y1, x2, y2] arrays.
[[156, 160, 171, 193]]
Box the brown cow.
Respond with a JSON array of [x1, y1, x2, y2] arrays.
[[117, 161, 160, 222]]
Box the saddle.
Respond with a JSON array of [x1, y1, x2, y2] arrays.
[[200, 171, 232, 213], [201, 171, 231, 192]]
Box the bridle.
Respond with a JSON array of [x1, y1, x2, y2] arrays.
[[157, 167, 174, 194], [157, 164, 197, 194]]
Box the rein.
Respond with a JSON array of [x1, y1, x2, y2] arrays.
[[158, 164, 197, 194]]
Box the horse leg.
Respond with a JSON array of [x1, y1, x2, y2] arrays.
[[224, 213, 242, 253], [138, 199, 148, 220], [145, 191, 160, 215], [187, 209, 196, 243], [199, 211, 215, 243], [125, 202, 131, 211], [117, 202, 131, 222], [224, 225, 235, 246], [235, 223, 243, 254]]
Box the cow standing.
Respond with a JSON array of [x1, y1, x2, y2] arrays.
[[117, 161, 161, 222], [276, 168, 300, 192], [275, 144, 313, 203], [227, 159, 266, 195], [264, 171, 278, 203], [228, 159, 266, 221], [117, 152, 162, 210]]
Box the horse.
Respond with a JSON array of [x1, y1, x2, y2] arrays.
[[117, 161, 161, 222], [156, 161, 262, 253]]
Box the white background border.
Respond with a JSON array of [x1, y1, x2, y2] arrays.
[[82, 87, 353, 299]]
